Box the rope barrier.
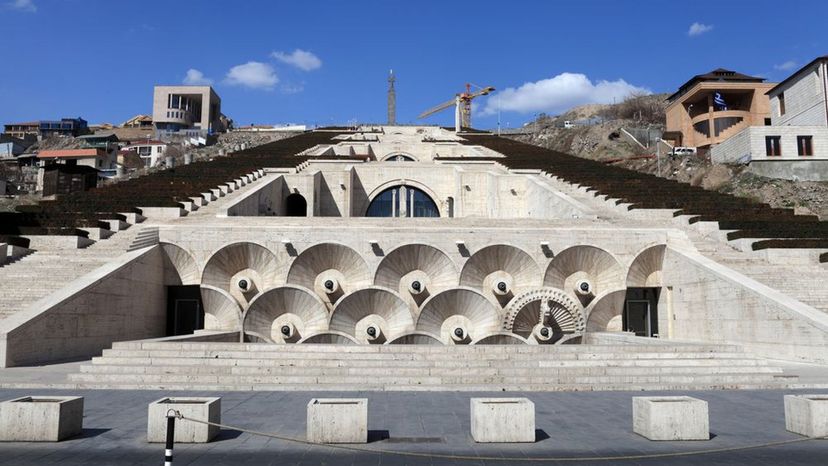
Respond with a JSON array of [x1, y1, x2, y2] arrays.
[[169, 410, 827, 462]]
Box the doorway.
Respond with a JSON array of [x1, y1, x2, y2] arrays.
[[285, 193, 307, 216], [623, 288, 660, 337], [166, 285, 204, 336]]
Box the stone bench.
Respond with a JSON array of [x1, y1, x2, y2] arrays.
[[633, 396, 709, 441], [307, 398, 367, 444], [471, 397, 535, 443], [147, 397, 221, 443], [0, 396, 84, 442], [785, 394, 828, 438]]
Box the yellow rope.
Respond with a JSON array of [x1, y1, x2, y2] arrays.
[[171, 411, 826, 462]]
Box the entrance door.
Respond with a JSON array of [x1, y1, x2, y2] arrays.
[[166, 285, 204, 336], [625, 300, 651, 337], [624, 287, 660, 337]]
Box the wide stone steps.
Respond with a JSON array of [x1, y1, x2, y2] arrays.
[[68, 341, 793, 391]]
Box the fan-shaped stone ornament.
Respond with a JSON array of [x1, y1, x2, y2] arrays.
[[160, 243, 200, 285], [416, 287, 502, 344], [503, 287, 585, 344], [286, 243, 371, 309], [243, 285, 328, 343], [374, 243, 458, 309], [202, 242, 281, 306], [626, 244, 666, 288], [544, 245, 624, 306], [298, 331, 358, 344], [329, 287, 414, 344], [199, 285, 243, 332], [460, 244, 541, 307]]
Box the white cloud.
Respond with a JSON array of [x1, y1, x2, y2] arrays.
[[688, 22, 713, 36], [182, 69, 213, 86], [224, 61, 278, 90], [271, 49, 322, 71], [7, 0, 36, 12], [480, 72, 650, 116], [774, 60, 798, 71]]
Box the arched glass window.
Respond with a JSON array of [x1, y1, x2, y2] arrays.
[[366, 185, 439, 218], [385, 153, 415, 162]]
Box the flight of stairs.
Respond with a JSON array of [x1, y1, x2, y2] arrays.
[[67, 341, 795, 391], [0, 226, 150, 321]]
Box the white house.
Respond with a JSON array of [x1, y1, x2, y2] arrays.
[[123, 139, 168, 168], [711, 56, 828, 181]]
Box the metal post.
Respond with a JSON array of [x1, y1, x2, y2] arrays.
[[164, 410, 176, 466]]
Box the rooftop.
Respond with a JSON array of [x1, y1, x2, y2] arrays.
[[37, 149, 106, 159], [667, 68, 767, 102]]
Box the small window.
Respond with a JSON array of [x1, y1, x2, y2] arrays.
[[797, 136, 813, 156], [765, 136, 782, 156], [764, 118, 771, 126], [778, 93, 786, 116]]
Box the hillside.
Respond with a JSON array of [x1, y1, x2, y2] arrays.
[[508, 94, 828, 219]]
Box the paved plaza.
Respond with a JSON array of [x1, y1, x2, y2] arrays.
[[0, 388, 825, 465]]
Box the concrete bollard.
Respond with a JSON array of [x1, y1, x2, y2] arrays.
[[0, 396, 84, 442], [633, 396, 709, 441], [470, 398, 535, 443], [785, 394, 828, 438], [307, 398, 367, 444]]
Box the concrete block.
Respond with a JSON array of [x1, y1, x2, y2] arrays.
[[470, 398, 535, 443], [633, 396, 709, 441], [147, 397, 221, 443], [307, 398, 367, 443], [24, 235, 94, 249], [0, 396, 84, 442], [81, 227, 115, 241], [138, 206, 185, 218], [785, 394, 828, 438]]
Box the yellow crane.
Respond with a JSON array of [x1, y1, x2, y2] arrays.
[[418, 83, 495, 132]]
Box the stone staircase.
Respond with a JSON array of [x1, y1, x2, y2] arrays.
[[67, 340, 795, 391], [128, 226, 159, 251], [0, 225, 150, 321]]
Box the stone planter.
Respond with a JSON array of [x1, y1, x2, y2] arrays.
[[0, 396, 84, 442], [785, 394, 828, 438], [471, 398, 535, 443], [633, 396, 709, 440], [307, 398, 367, 444], [147, 397, 221, 443]]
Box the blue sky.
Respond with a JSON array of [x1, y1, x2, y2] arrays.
[[1, 0, 825, 128]]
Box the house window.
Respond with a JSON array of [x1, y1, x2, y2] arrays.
[[765, 136, 782, 156], [778, 93, 786, 116], [764, 118, 772, 126], [797, 136, 813, 156]]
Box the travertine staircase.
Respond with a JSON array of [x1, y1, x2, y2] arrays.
[[68, 340, 794, 391]]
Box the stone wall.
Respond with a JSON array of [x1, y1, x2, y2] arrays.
[[662, 247, 828, 364], [0, 247, 167, 367], [769, 61, 828, 127]]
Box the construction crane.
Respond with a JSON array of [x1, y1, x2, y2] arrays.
[[418, 83, 495, 132]]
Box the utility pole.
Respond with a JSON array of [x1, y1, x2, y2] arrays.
[[387, 70, 396, 125], [656, 139, 661, 178]]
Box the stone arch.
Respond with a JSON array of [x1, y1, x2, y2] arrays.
[[459, 244, 541, 307], [374, 243, 458, 310], [286, 242, 371, 309], [386, 331, 443, 345], [472, 332, 531, 345], [199, 285, 242, 332], [584, 289, 627, 333], [202, 242, 282, 307], [298, 331, 358, 344], [160, 242, 200, 285], [329, 287, 415, 344], [366, 178, 441, 208], [544, 245, 625, 305], [416, 287, 502, 344], [626, 244, 666, 288], [381, 152, 417, 162], [503, 287, 585, 344], [243, 285, 328, 343]]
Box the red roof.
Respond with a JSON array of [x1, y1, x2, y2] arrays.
[[38, 149, 106, 159]]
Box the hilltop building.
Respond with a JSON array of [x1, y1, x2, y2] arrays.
[[663, 69, 775, 152], [711, 56, 828, 180], [3, 117, 89, 140], [152, 85, 224, 137]]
